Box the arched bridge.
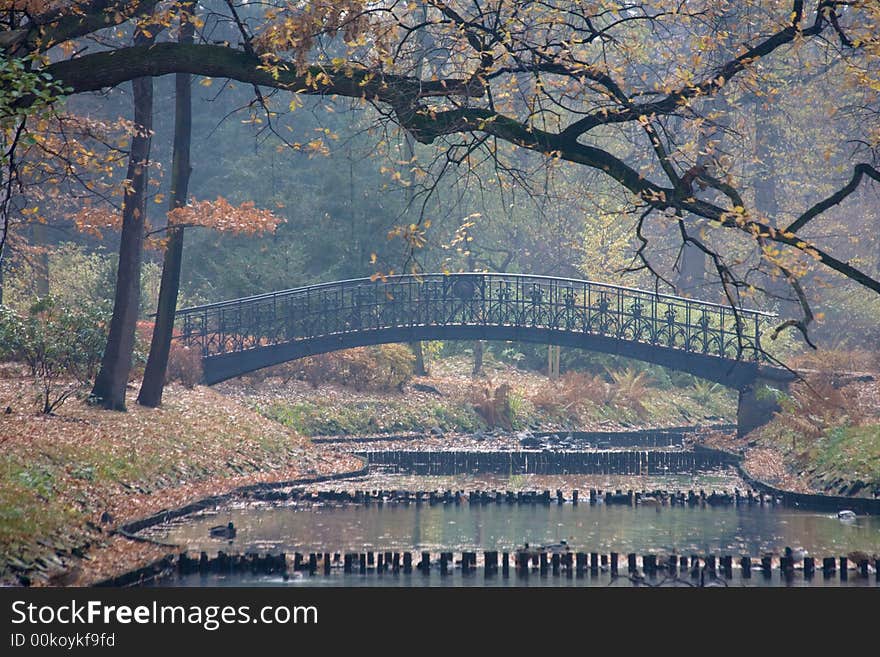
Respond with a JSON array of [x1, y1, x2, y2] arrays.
[[174, 273, 787, 396]]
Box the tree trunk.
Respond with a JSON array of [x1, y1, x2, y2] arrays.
[[753, 107, 779, 220], [90, 34, 154, 411], [472, 340, 484, 376], [32, 222, 49, 297], [676, 241, 706, 297], [410, 341, 427, 376], [138, 10, 194, 407]]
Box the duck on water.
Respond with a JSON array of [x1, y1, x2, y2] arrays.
[[210, 522, 236, 540]]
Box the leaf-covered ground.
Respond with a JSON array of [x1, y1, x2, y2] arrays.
[[0, 376, 361, 585]]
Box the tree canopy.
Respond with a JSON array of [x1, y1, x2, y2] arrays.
[[3, 0, 880, 346]]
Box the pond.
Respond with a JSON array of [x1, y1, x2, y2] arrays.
[[145, 472, 880, 587]]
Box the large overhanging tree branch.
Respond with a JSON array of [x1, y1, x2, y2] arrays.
[[39, 41, 879, 298], [0, 1, 164, 54], [6, 0, 880, 333]]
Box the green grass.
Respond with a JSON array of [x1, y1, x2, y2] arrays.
[[813, 425, 880, 484], [260, 398, 487, 436]]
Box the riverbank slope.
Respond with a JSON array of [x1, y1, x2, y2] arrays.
[[0, 378, 361, 586], [705, 378, 880, 498], [220, 356, 736, 437]]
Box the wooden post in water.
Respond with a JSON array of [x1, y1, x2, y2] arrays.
[[576, 553, 586, 575], [403, 552, 412, 574], [517, 552, 529, 577], [485, 551, 498, 576], [323, 553, 331, 575], [392, 552, 400, 573], [803, 556, 815, 578], [590, 552, 599, 575], [839, 557, 848, 581], [552, 553, 560, 575], [502, 552, 510, 577], [628, 553, 637, 573], [780, 556, 794, 578], [720, 555, 733, 579], [740, 556, 752, 578], [823, 557, 835, 577], [440, 552, 448, 576], [761, 555, 772, 578], [610, 553, 618, 576]]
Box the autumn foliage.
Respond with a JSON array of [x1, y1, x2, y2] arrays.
[[167, 196, 283, 235], [165, 343, 203, 389], [71, 196, 284, 245], [471, 383, 515, 430], [251, 345, 415, 392]]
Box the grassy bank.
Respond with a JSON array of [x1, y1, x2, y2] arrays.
[[221, 356, 736, 436], [738, 379, 880, 496], [0, 377, 360, 585]]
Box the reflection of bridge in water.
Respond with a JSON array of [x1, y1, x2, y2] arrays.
[[174, 273, 791, 434]]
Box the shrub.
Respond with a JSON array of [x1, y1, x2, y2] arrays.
[[0, 297, 108, 413], [165, 343, 204, 388], [775, 375, 863, 441], [261, 345, 415, 392], [690, 380, 723, 406], [472, 383, 515, 430], [606, 367, 652, 417]]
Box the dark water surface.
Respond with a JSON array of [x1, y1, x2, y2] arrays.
[[146, 471, 880, 587], [152, 496, 880, 558]]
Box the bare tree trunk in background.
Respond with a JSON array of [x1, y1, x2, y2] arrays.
[[32, 222, 49, 297], [751, 94, 798, 313], [405, 4, 429, 377], [472, 340, 483, 376], [90, 33, 154, 411], [410, 339, 427, 376], [138, 8, 194, 407], [753, 111, 779, 220], [676, 241, 705, 297]]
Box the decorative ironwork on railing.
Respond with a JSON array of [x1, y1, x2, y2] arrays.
[[174, 273, 775, 362]]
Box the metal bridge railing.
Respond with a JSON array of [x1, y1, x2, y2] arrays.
[[173, 273, 776, 362]]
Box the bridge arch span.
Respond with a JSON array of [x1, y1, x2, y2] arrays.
[[174, 272, 782, 391], [199, 323, 768, 389]]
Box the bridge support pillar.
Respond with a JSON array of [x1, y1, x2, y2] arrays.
[[736, 378, 784, 438]]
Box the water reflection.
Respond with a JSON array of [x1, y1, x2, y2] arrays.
[[154, 498, 880, 557]]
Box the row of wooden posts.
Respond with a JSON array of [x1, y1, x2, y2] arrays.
[[356, 449, 737, 475], [257, 487, 781, 507], [176, 550, 879, 582]]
